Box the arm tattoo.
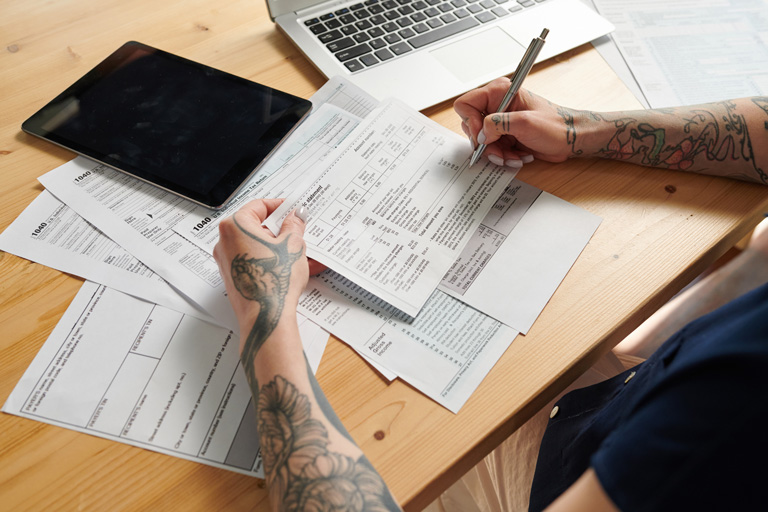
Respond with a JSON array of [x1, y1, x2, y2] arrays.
[[557, 107, 583, 156], [258, 375, 400, 511], [752, 97, 768, 127], [231, 216, 303, 386], [558, 100, 768, 183]]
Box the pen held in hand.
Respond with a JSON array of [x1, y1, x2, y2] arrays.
[[469, 28, 549, 167]]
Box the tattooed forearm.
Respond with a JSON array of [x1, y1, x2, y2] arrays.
[[557, 107, 582, 157], [231, 216, 303, 387], [258, 375, 400, 511], [751, 97, 768, 125], [559, 99, 768, 184]]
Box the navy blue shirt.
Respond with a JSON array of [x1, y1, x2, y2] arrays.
[[529, 282, 768, 511]]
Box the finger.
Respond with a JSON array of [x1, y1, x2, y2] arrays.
[[484, 136, 534, 169], [212, 241, 225, 273], [278, 207, 308, 239], [484, 148, 524, 169], [499, 147, 535, 164], [455, 86, 498, 140], [481, 112, 518, 146], [227, 203, 276, 244], [453, 89, 487, 119], [308, 259, 327, 275], [460, 121, 470, 139], [237, 198, 285, 223], [262, 197, 286, 216], [454, 77, 511, 118], [236, 199, 270, 224]]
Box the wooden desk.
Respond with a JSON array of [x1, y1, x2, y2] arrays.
[[2, 1, 766, 510]]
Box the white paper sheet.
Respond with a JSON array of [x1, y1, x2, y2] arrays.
[[0, 190, 216, 323], [580, 0, 651, 108], [35, 143, 515, 411], [39, 158, 239, 329], [298, 271, 518, 413], [174, 103, 364, 254], [2, 281, 328, 477], [173, 75, 381, 253], [439, 181, 602, 334], [264, 98, 515, 317], [30, 75, 593, 412], [593, 0, 768, 108], [290, 181, 601, 410], [36, 79, 381, 331]]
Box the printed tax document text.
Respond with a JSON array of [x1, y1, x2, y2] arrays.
[[37, 80, 377, 330], [593, 0, 768, 107], [439, 181, 601, 333], [3, 282, 328, 477], [0, 190, 214, 323], [29, 75, 598, 411], [264, 98, 514, 316], [38, 154, 514, 412]]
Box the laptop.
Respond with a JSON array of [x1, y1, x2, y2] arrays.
[[268, 0, 614, 110]]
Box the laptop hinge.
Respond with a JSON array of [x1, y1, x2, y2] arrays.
[[295, 0, 349, 17]]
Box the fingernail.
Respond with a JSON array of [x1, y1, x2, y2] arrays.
[[477, 131, 486, 144], [521, 154, 534, 163], [505, 159, 524, 168], [488, 154, 503, 166], [295, 206, 308, 223]]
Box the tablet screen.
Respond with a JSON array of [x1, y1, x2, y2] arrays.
[[22, 41, 312, 209]]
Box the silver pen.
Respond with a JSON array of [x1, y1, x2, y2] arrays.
[[469, 28, 549, 167]]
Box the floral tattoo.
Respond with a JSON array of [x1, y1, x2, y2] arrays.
[[230, 219, 400, 510], [557, 99, 768, 184], [258, 375, 398, 511]]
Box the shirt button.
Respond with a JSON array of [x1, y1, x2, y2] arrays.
[[624, 371, 636, 384], [550, 405, 559, 418]]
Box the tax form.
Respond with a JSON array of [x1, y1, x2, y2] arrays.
[[0, 190, 215, 323], [593, 0, 768, 107], [35, 79, 519, 410], [2, 281, 328, 477], [30, 75, 597, 412], [38, 83, 371, 331], [175, 102, 364, 254], [263, 99, 514, 317], [438, 181, 601, 334], [40, 159, 240, 329], [35, 162, 510, 410], [297, 271, 518, 413]]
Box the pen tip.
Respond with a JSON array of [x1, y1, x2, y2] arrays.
[[540, 28, 549, 39]]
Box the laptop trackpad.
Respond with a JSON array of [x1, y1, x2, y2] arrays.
[[430, 27, 526, 83]]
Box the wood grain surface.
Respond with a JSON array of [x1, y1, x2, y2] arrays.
[[2, 1, 767, 510]]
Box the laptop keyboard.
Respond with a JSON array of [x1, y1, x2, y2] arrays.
[[304, 0, 546, 73]]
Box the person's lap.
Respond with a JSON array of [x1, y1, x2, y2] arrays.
[[425, 352, 632, 512]]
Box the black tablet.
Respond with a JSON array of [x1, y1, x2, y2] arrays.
[[22, 41, 312, 209]]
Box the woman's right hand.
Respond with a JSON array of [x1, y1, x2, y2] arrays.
[[454, 78, 579, 168]]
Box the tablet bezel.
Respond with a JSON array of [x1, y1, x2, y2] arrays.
[[22, 41, 312, 209]]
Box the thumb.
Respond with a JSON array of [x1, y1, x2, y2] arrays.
[[278, 206, 307, 238]]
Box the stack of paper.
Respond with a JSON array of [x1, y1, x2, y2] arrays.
[[1, 77, 601, 477]]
